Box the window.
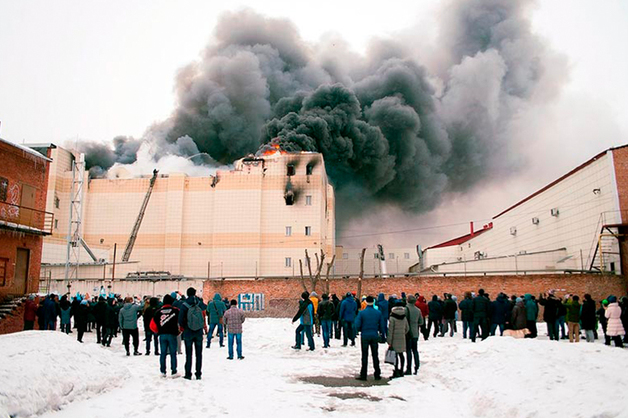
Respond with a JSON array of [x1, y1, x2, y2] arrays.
[[54, 195, 60, 209], [305, 226, 311, 236], [374, 253, 379, 259], [285, 257, 292, 267], [305, 195, 312, 206], [306, 165, 313, 175], [389, 253, 394, 260], [404, 253, 410, 259], [0, 258, 6, 286], [54, 219, 58, 229], [342, 253, 348, 259], [285, 226, 292, 237], [287, 165, 295, 176], [0, 177, 7, 201]]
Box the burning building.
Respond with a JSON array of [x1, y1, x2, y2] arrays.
[[38, 144, 335, 281]]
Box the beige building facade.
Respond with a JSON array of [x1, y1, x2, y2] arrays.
[[39, 145, 335, 280]]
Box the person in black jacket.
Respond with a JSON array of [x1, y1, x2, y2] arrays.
[[597, 299, 610, 345], [92, 296, 108, 344], [102, 298, 117, 347], [538, 292, 560, 341], [74, 300, 90, 343], [331, 294, 340, 340], [427, 295, 443, 338], [459, 292, 474, 338], [581, 294, 597, 342], [442, 294, 458, 337], [143, 297, 160, 355], [318, 294, 335, 348], [471, 289, 490, 342]]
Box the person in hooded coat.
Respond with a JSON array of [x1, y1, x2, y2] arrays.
[[522, 294, 538, 338], [605, 295, 625, 347], [564, 295, 581, 343], [471, 289, 491, 342], [102, 298, 117, 347], [206, 293, 226, 348], [511, 298, 527, 331], [581, 294, 597, 342], [23, 295, 38, 331], [490, 294, 509, 336], [119, 296, 143, 355], [442, 294, 457, 337], [318, 293, 335, 348], [354, 295, 384, 381], [415, 295, 430, 340], [376, 293, 389, 341], [339, 292, 357, 347], [387, 302, 409, 379], [597, 299, 611, 345]]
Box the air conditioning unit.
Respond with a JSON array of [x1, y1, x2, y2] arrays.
[[510, 226, 517, 236], [551, 208, 559, 217], [532, 217, 539, 225]]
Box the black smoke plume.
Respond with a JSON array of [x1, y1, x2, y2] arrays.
[[83, 0, 562, 225]]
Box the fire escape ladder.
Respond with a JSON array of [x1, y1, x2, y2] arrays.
[[122, 169, 158, 262]]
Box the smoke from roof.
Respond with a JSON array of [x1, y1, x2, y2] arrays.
[[81, 0, 564, 226]]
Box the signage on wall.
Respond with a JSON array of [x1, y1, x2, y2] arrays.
[[237, 293, 265, 311]]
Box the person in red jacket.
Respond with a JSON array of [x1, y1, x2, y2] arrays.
[[415, 295, 429, 340], [150, 294, 180, 377], [23, 295, 38, 330]]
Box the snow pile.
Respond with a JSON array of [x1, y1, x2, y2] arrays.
[[3, 320, 628, 418], [0, 331, 128, 418]]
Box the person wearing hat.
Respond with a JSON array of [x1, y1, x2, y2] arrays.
[[292, 291, 315, 350], [538, 291, 560, 341], [310, 292, 320, 336], [405, 295, 423, 375], [339, 292, 357, 347], [604, 295, 625, 347], [354, 295, 384, 381]]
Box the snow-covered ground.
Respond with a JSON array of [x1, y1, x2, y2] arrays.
[[1, 320, 627, 418]]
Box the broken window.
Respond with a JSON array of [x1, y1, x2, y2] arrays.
[[306, 165, 313, 175], [305, 226, 311, 236], [287, 165, 295, 176], [305, 195, 312, 206], [284, 190, 295, 205]]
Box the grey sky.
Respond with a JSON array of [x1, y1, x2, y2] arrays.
[[1, 0, 626, 246]]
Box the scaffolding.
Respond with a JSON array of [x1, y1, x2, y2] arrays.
[[64, 153, 85, 291]]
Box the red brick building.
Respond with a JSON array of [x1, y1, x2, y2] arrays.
[[0, 138, 53, 299]]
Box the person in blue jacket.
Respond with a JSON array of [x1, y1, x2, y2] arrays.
[[339, 292, 357, 346], [490, 293, 509, 336], [376, 293, 389, 342], [355, 296, 384, 381]]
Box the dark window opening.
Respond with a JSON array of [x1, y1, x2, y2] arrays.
[[287, 165, 295, 176], [0, 177, 7, 202], [0, 257, 7, 286], [285, 191, 295, 205], [306, 165, 313, 175]]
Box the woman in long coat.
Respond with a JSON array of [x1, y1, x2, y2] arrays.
[[387, 303, 409, 379], [605, 295, 625, 348]]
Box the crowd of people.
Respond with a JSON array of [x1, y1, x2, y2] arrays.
[[290, 289, 628, 381], [23, 287, 628, 382], [22, 288, 245, 380]]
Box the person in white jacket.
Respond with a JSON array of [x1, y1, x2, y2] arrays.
[[604, 295, 624, 348]]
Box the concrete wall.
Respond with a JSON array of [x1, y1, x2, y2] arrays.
[[423, 150, 623, 273], [46, 278, 206, 299]]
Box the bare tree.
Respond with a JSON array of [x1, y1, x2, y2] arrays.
[[299, 259, 307, 292], [303, 249, 326, 293], [325, 254, 336, 294]]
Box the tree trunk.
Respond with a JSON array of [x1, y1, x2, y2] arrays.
[[357, 248, 366, 300], [325, 254, 336, 294]]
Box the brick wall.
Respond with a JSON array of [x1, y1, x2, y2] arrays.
[[203, 274, 628, 317], [0, 141, 50, 299]]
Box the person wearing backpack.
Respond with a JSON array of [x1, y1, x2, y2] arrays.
[[178, 287, 208, 380], [206, 293, 226, 349]]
